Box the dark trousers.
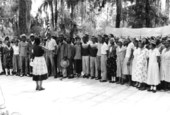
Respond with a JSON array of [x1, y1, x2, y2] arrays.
[[45, 51, 56, 76], [67, 58, 74, 77], [74, 59, 82, 74], [20, 56, 28, 75]]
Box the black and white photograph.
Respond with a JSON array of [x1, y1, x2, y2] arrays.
[[1, 0, 170, 115]]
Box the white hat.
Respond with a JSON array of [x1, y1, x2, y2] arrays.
[[20, 34, 26, 37]]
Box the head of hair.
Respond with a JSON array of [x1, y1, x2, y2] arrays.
[[34, 37, 41, 45], [75, 36, 81, 41], [5, 36, 9, 41]]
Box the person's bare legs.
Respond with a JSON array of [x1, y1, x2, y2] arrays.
[[39, 81, 45, 91], [35, 81, 39, 90]]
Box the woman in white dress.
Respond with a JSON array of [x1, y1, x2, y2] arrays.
[[160, 39, 170, 91], [147, 40, 161, 93], [132, 41, 139, 86], [116, 40, 126, 84], [133, 41, 148, 90]]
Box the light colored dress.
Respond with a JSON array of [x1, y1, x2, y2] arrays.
[[132, 48, 139, 82], [147, 48, 160, 85], [133, 48, 148, 83], [161, 48, 170, 82], [123, 42, 134, 75], [116, 46, 126, 77]]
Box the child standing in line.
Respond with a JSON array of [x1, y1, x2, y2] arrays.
[[60, 57, 69, 80]]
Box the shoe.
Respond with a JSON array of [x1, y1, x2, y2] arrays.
[[39, 87, 45, 91], [116, 81, 120, 84], [147, 89, 152, 92], [100, 80, 107, 82], [109, 81, 115, 83], [152, 90, 156, 93], [95, 77, 100, 80], [91, 76, 95, 79], [20, 75, 23, 77], [36, 87, 39, 90]]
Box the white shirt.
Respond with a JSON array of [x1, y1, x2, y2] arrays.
[[125, 42, 134, 58], [46, 38, 57, 51], [97, 43, 102, 56], [101, 42, 109, 55], [12, 45, 19, 55]]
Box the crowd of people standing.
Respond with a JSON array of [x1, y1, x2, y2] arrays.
[[0, 32, 170, 93]]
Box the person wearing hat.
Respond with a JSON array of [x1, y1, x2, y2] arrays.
[[12, 39, 19, 75], [100, 36, 109, 82], [3, 41, 13, 76], [89, 36, 98, 79], [19, 34, 29, 77], [160, 39, 170, 91], [147, 40, 160, 93], [45, 33, 57, 78], [122, 37, 135, 86], [132, 40, 148, 90], [96, 35, 102, 80], [82, 35, 90, 78], [57, 35, 68, 78], [116, 39, 126, 84], [107, 38, 117, 83], [74, 36, 82, 77], [65, 38, 75, 78]]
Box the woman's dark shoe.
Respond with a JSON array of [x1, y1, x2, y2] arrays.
[[100, 80, 107, 82], [152, 90, 156, 93], [36, 87, 39, 90], [39, 87, 45, 91], [109, 81, 116, 83], [147, 89, 152, 92], [95, 77, 100, 80]]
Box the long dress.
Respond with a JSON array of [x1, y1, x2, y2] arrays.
[[116, 46, 126, 78], [123, 42, 134, 75], [107, 45, 117, 80], [3, 46, 13, 69], [132, 48, 148, 83], [160, 48, 170, 82], [132, 47, 139, 82], [147, 48, 160, 85]]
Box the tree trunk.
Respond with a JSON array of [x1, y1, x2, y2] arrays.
[[145, 0, 150, 27], [116, 0, 122, 28], [70, 5, 74, 38], [49, 1, 54, 29], [19, 0, 28, 34], [54, 0, 58, 30], [166, 0, 170, 17]]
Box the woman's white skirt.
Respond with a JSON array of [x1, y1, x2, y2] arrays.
[[32, 56, 48, 81]]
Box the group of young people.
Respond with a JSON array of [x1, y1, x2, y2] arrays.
[[0, 33, 170, 92]]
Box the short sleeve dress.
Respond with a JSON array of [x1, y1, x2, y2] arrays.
[[147, 48, 160, 85]]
